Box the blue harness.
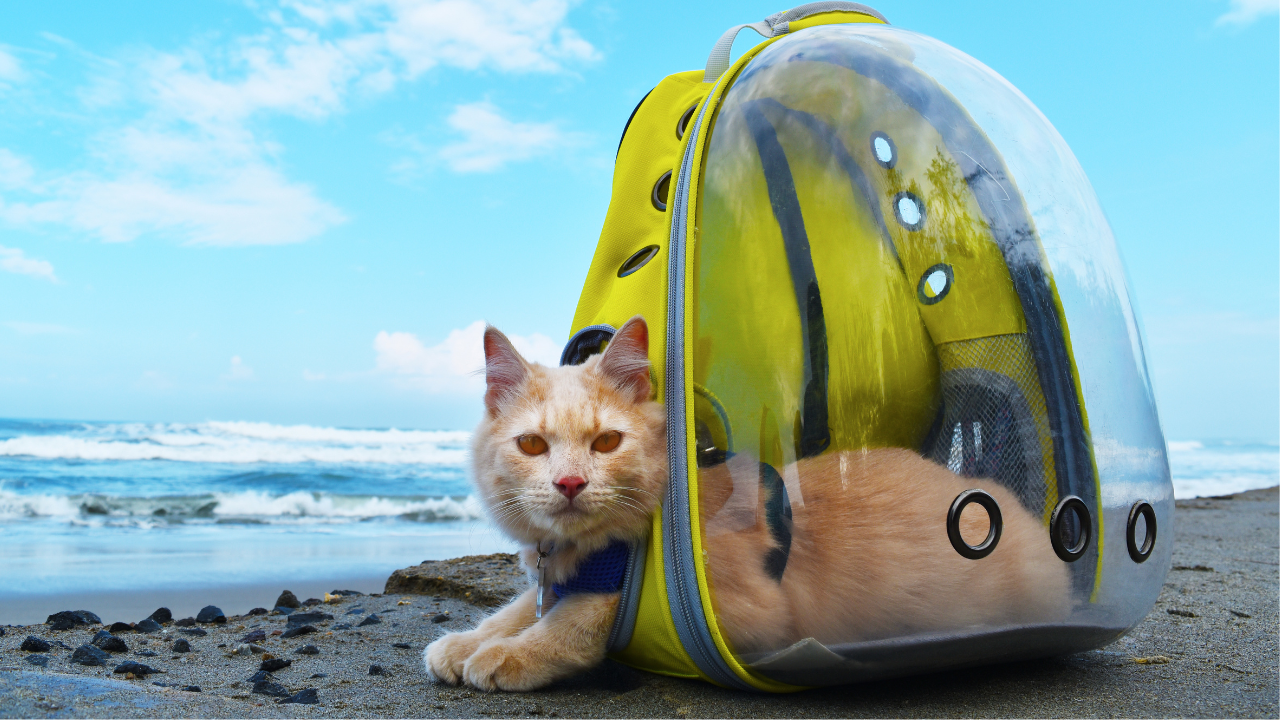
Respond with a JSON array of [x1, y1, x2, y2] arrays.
[[551, 540, 630, 598]]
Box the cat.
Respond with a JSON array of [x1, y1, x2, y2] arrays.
[[424, 315, 1070, 691]]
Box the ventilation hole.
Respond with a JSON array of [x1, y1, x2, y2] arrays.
[[947, 489, 1003, 560], [652, 171, 672, 211], [870, 131, 896, 168], [676, 105, 697, 140], [916, 263, 953, 305], [1127, 501, 1156, 563], [1050, 496, 1092, 562], [893, 191, 925, 230], [618, 245, 660, 278]]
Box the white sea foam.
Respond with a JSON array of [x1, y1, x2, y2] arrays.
[[0, 421, 470, 465], [1167, 441, 1278, 498]]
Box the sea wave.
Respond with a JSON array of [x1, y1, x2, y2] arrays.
[[0, 488, 484, 524], [0, 420, 470, 465]]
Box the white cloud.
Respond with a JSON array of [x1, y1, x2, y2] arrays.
[[0, 47, 24, 85], [438, 101, 569, 172], [0, 245, 57, 282], [4, 321, 74, 335], [374, 320, 560, 393], [0, 0, 596, 246], [0, 150, 34, 190], [224, 355, 256, 381], [1216, 0, 1279, 25]]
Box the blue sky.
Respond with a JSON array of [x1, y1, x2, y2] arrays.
[[0, 0, 1275, 441]]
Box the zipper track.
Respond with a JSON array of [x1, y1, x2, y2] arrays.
[[662, 82, 755, 692]]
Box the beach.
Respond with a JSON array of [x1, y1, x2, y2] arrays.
[[1, 486, 1275, 719]]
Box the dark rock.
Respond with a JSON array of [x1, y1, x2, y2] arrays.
[[358, 614, 381, 627], [260, 657, 292, 672], [302, 598, 322, 606], [182, 686, 201, 693], [46, 610, 101, 631], [247, 670, 274, 683], [172, 639, 191, 653], [241, 629, 267, 644], [287, 612, 333, 626], [195, 606, 225, 624], [25, 654, 49, 667], [71, 644, 111, 666], [309, 673, 327, 679], [368, 664, 387, 676], [273, 606, 295, 616], [91, 632, 129, 653], [344, 607, 365, 615], [179, 628, 207, 637], [329, 589, 363, 597], [108, 622, 134, 633], [148, 608, 173, 624], [278, 688, 319, 705], [295, 645, 320, 655], [281, 625, 317, 639], [173, 617, 196, 627], [21, 636, 51, 653], [114, 661, 161, 676], [135, 650, 158, 657], [252, 680, 291, 698], [247, 607, 269, 616], [431, 613, 450, 623], [216, 643, 227, 648], [333, 623, 352, 630], [135, 619, 162, 634], [275, 590, 301, 609], [393, 643, 411, 649], [386, 553, 524, 607]]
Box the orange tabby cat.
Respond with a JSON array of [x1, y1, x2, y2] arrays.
[[424, 315, 1069, 691]]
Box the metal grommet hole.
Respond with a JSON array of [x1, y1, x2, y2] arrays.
[[651, 170, 672, 211], [892, 191, 925, 231], [618, 245, 660, 278], [947, 489, 1003, 560], [676, 105, 697, 140], [1050, 495, 1092, 562], [870, 131, 896, 168], [917, 263, 953, 305], [1127, 501, 1157, 563]]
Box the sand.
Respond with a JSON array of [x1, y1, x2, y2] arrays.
[[1, 487, 1275, 718]]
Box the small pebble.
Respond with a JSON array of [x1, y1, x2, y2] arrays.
[[135, 650, 159, 657], [358, 614, 382, 627], [148, 608, 173, 624], [173, 617, 196, 627], [182, 686, 201, 693], [21, 636, 51, 653], [333, 623, 352, 630], [393, 643, 412, 649], [287, 612, 334, 626], [270, 630, 283, 636], [303, 598, 322, 606], [180, 628, 208, 637], [295, 645, 320, 655], [108, 622, 134, 633], [25, 654, 49, 667], [431, 614, 450, 623], [241, 629, 267, 643], [260, 658, 292, 672], [252, 680, 291, 698], [248, 670, 274, 683], [278, 688, 319, 705], [247, 607, 269, 616], [71, 644, 111, 666], [368, 664, 387, 676], [345, 607, 366, 615], [309, 673, 327, 679], [135, 619, 162, 634], [114, 661, 161, 676], [281, 625, 317, 639], [92, 631, 129, 653], [195, 606, 226, 624], [172, 639, 192, 653]]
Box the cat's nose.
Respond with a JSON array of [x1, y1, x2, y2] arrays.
[[554, 476, 587, 500]]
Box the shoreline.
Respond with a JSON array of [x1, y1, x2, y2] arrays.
[[1, 487, 1275, 718]]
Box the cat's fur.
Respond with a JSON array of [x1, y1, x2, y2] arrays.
[[424, 315, 1070, 691]]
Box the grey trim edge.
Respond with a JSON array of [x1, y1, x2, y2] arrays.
[[606, 538, 648, 653]]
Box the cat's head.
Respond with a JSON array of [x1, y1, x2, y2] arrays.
[[471, 316, 667, 549]]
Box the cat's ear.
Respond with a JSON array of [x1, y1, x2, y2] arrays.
[[598, 316, 651, 403], [483, 325, 529, 415]]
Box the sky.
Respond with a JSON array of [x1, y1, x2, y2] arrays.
[[0, 0, 1275, 442]]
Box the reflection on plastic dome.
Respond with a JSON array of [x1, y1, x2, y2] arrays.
[[689, 23, 1171, 684]]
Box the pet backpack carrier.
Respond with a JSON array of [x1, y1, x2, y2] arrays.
[[562, 3, 1172, 690]]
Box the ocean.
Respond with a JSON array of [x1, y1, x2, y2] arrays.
[[0, 418, 1275, 617]]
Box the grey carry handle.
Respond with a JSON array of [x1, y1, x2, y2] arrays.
[[703, 2, 888, 83]]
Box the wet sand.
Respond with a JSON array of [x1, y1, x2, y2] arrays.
[[1, 487, 1275, 718]]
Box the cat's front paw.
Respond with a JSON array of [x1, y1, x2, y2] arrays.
[[424, 631, 483, 685], [463, 638, 553, 692]]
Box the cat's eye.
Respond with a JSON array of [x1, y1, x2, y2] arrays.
[[591, 431, 622, 453], [517, 435, 548, 456]]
